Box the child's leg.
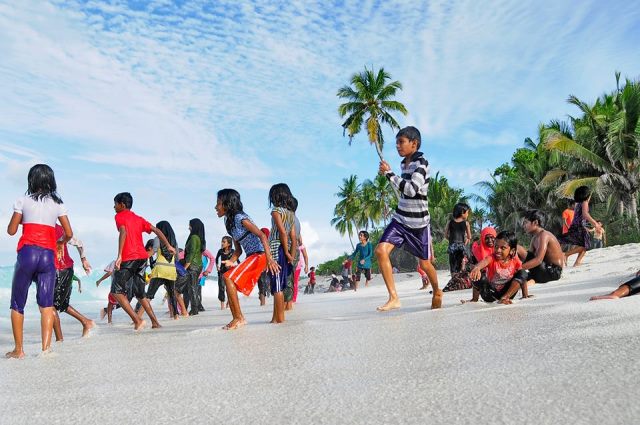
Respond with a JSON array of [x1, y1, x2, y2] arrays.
[[107, 304, 114, 323], [176, 293, 188, 317], [65, 306, 95, 337], [7, 309, 25, 358], [39, 306, 55, 353], [273, 291, 285, 323], [590, 284, 631, 300], [498, 279, 523, 304], [573, 247, 587, 267], [222, 276, 246, 329], [53, 310, 63, 342], [113, 293, 145, 330], [138, 298, 161, 328], [375, 242, 400, 311], [419, 259, 442, 309]]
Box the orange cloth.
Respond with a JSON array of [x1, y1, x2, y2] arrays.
[[562, 209, 574, 234], [471, 227, 497, 262], [225, 253, 267, 296]]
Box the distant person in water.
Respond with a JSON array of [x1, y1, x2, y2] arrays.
[[215, 236, 235, 310], [6, 164, 71, 358], [375, 126, 441, 311], [558, 186, 602, 267], [516, 210, 563, 285], [463, 231, 528, 304], [590, 271, 640, 301]]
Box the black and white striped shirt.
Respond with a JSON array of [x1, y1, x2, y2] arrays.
[[385, 151, 430, 229]]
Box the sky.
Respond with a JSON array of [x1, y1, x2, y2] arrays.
[[0, 0, 639, 268]]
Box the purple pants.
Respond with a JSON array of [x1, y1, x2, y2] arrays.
[[10, 245, 56, 314], [379, 220, 432, 260]]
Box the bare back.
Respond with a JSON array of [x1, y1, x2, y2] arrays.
[[531, 229, 564, 268]]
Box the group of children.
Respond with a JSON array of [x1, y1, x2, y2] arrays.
[[5, 126, 638, 358]]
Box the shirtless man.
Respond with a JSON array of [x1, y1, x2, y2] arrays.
[[517, 210, 564, 286]]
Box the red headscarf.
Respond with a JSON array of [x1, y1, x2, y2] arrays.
[[260, 227, 270, 239], [471, 227, 497, 262]]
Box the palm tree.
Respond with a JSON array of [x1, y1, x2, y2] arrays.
[[361, 174, 396, 228], [337, 67, 408, 161], [331, 175, 361, 248]]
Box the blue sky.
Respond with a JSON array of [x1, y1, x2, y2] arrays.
[[0, 0, 639, 267]]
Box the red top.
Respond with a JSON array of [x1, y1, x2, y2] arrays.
[[115, 210, 152, 262], [54, 224, 73, 270], [486, 255, 522, 291], [562, 209, 574, 234], [309, 270, 316, 283]]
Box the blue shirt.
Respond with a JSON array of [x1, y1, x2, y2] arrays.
[[350, 242, 373, 269], [230, 212, 264, 256]]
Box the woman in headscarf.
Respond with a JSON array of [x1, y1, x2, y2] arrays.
[[147, 221, 180, 319], [182, 218, 206, 316]]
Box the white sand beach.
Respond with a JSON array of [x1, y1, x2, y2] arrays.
[[1, 244, 639, 424]]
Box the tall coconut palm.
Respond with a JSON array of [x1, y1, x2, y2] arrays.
[[331, 175, 361, 248], [337, 67, 408, 161], [361, 174, 396, 228]]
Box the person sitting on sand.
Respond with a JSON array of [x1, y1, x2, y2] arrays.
[[463, 230, 528, 305], [516, 210, 563, 285], [590, 271, 640, 301], [375, 126, 441, 311], [471, 227, 496, 264]]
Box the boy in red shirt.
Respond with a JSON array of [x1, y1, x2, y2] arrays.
[[111, 192, 175, 330]]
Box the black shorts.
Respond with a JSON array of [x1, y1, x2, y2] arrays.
[[525, 252, 562, 283], [111, 259, 147, 299], [355, 267, 371, 281], [473, 270, 528, 302], [53, 267, 74, 312], [624, 275, 640, 296]]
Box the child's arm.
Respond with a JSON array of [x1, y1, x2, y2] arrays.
[[202, 249, 215, 276], [7, 212, 22, 235], [288, 226, 298, 265], [96, 271, 112, 286], [581, 201, 601, 230], [380, 158, 428, 198], [469, 257, 492, 281], [72, 275, 82, 293], [521, 234, 549, 270], [115, 226, 126, 269], [215, 250, 222, 272], [465, 222, 472, 245], [271, 211, 292, 262], [301, 246, 309, 274], [150, 225, 176, 254], [68, 237, 92, 274], [444, 221, 450, 240], [240, 218, 280, 275]]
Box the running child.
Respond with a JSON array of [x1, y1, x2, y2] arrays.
[[6, 164, 71, 358], [558, 186, 602, 267], [52, 225, 95, 341], [111, 192, 175, 330], [215, 236, 235, 310], [463, 230, 528, 304], [96, 260, 121, 324], [214, 189, 279, 329], [375, 126, 441, 311], [267, 183, 298, 323], [349, 230, 373, 290], [305, 266, 316, 294], [444, 203, 471, 274]]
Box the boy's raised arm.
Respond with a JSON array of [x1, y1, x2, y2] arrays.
[[150, 225, 175, 254]]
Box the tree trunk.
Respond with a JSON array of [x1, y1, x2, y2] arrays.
[[630, 193, 639, 228]]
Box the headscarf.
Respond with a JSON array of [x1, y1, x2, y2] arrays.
[[260, 227, 270, 239], [186, 218, 206, 254], [156, 221, 177, 263], [471, 227, 497, 262]]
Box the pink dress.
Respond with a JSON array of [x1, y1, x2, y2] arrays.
[[293, 245, 306, 302]]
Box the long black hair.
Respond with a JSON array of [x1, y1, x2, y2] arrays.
[[187, 218, 206, 253], [156, 220, 177, 262], [27, 164, 62, 204], [268, 183, 293, 210], [217, 189, 244, 233]]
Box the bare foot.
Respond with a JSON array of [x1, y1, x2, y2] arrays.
[[377, 299, 401, 312], [152, 322, 162, 329], [573, 262, 583, 267], [590, 294, 620, 301], [5, 349, 25, 359], [520, 295, 535, 300], [431, 290, 443, 309], [82, 320, 95, 337], [498, 298, 513, 305], [134, 319, 146, 331], [419, 285, 429, 290], [460, 299, 478, 304], [222, 319, 246, 330]]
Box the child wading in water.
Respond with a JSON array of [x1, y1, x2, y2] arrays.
[[376, 126, 441, 311], [111, 192, 175, 330], [559, 186, 602, 267], [215, 236, 235, 310], [444, 203, 471, 274], [464, 230, 528, 304], [6, 164, 72, 358], [267, 183, 298, 323], [215, 189, 279, 329]]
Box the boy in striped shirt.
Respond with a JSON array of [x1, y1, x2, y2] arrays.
[[376, 126, 442, 311]]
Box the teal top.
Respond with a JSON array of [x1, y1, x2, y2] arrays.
[[350, 242, 373, 269], [185, 235, 203, 268]]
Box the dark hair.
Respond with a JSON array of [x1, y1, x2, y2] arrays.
[[523, 209, 545, 228], [156, 220, 177, 262], [217, 189, 244, 233], [27, 164, 62, 204], [452, 202, 470, 219], [145, 239, 154, 250], [290, 197, 299, 212], [495, 230, 518, 251], [114, 192, 133, 209], [359, 230, 369, 241], [574, 186, 591, 203], [268, 183, 293, 210], [188, 218, 206, 252], [568, 199, 576, 208], [222, 235, 233, 246], [396, 126, 422, 149]]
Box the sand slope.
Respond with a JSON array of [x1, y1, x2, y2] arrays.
[[1, 244, 638, 424]]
